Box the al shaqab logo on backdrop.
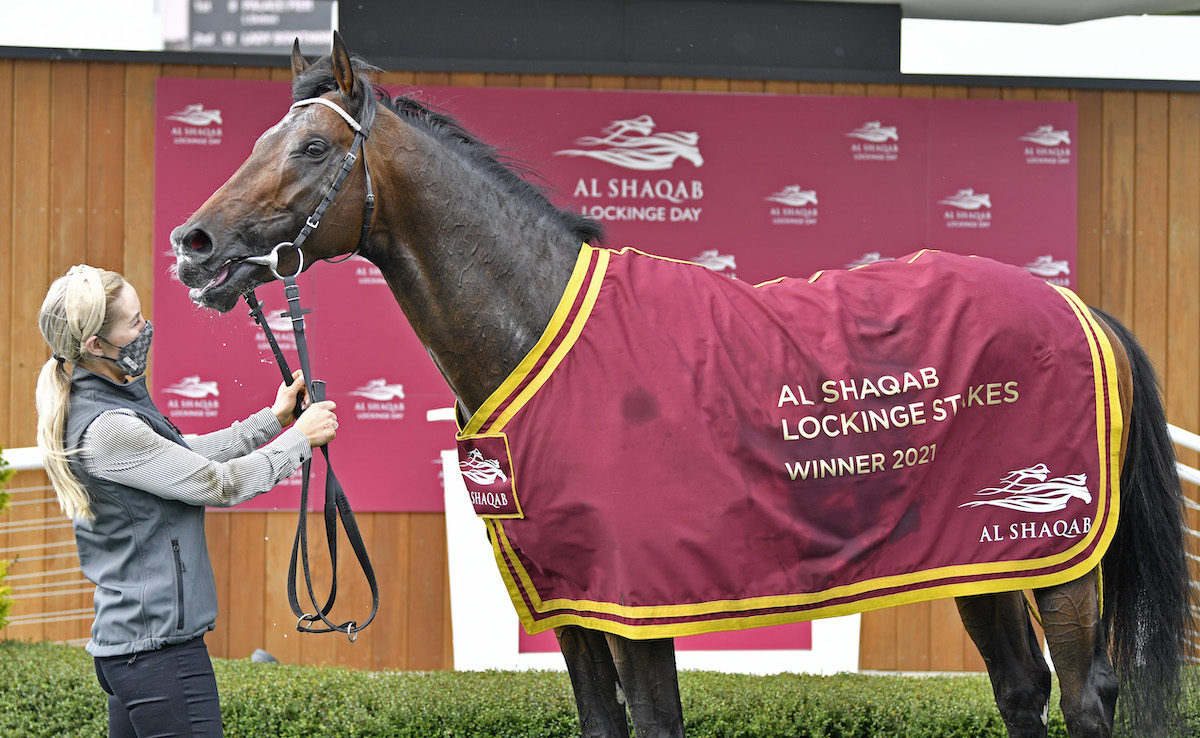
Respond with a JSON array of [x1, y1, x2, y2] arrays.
[[163, 376, 219, 399], [1020, 124, 1073, 166], [1023, 255, 1071, 286], [558, 115, 706, 224], [939, 188, 993, 229], [162, 376, 220, 419], [765, 185, 819, 226], [351, 379, 406, 421], [689, 249, 737, 278], [554, 114, 703, 171], [244, 309, 296, 352], [166, 103, 223, 146], [845, 120, 899, 161]]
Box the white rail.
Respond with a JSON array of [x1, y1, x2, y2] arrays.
[[5, 422, 1200, 486], [1169, 425, 1200, 491], [3, 446, 45, 472], [5, 422, 1200, 481]]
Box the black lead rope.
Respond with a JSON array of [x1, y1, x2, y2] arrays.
[[247, 281, 379, 641], [241, 94, 380, 641]]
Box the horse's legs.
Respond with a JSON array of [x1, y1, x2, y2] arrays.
[[957, 592, 1052, 738], [1032, 571, 1117, 738], [555, 626, 631, 738], [604, 633, 686, 738]]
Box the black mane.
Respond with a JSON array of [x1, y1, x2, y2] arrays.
[[292, 55, 603, 246]]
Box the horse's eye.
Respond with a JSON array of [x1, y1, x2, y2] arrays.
[[304, 141, 327, 157]]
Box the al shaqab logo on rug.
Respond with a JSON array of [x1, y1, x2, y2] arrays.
[[457, 440, 522, 517], [961, 464, 1094, 543], [556, 114, 705, 224], [459, 448, 508, 486]]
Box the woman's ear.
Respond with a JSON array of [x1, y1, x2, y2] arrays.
[[83, 335, 106, 358]]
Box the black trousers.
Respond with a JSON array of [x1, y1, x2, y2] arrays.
[[93, 636, 222, 738]]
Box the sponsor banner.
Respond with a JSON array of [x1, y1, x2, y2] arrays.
[[153, 79, 1077, 512]]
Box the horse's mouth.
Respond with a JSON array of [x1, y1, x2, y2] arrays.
[[187, 258, 269, 313]]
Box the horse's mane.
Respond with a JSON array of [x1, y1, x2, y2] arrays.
[[293, 55, 604, 246]]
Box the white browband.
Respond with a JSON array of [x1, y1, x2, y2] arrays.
[[290, 97, 362, 133]]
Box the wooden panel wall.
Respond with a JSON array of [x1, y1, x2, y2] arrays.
[[1, 58, 1197, 673]]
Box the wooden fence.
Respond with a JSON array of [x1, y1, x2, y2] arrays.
[[1, 58, 1197, 672]]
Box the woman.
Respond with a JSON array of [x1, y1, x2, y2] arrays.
[[34, 264, 338, 737]]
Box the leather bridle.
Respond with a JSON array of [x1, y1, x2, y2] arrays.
[[242, 93, 380, 640]]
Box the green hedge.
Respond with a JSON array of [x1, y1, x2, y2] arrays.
[[2, 641, 1198, 737], [0, 446, 14, 630]]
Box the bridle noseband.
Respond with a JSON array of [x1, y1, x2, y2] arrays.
[[242, 93, 380, 640]]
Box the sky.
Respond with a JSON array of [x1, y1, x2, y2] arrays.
[[1, 5, 1199, 82], [901, 15, 1200, 81]]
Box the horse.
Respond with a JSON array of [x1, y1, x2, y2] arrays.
[[169, 33, 1195, 738]]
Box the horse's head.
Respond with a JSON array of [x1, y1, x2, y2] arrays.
[[171, 31, 378, 312]]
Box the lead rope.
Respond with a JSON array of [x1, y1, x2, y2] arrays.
[[241, 94, 379, 641], [246, 274, 379, 641]]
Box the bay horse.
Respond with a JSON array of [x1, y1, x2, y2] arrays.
[[170, 33, 1194, 738]]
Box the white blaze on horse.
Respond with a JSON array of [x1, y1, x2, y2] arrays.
[[170, 33, 1195, 738]]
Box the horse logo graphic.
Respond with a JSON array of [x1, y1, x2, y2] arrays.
[[959, 464, 1091, 513], [1019, 125, 1071, 147], [939, 188, 991, 210], [1023, 255, 1070, 278], [554, 115, 703, 171], [459, 448, 508, 485], [690, 249, 736, 275], [765, 185, 818, 207], [348, 379, 406, 401], [847, 252, 893, 269], [163, 376, 219, 398], [845, 121, 898, 143], [244, 311, 295, 334], [166, 103, 223, 127]]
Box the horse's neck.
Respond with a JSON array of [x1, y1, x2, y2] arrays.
[[364, 136, 581, 415]]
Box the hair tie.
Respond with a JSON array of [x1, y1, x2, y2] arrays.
[[52, 354, 67, 365]]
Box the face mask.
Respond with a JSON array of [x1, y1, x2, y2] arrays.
[[99, 321, 153, 376]]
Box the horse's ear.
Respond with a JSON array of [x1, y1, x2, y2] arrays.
[[291, 39, 310, 79], [330, 31, 357, 98]]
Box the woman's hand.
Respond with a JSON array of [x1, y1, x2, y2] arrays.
[[294, 401, 339, 448], [272, 371, 308, 427]]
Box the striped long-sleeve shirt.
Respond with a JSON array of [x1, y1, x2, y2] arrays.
[[78, 407, 311, 507]]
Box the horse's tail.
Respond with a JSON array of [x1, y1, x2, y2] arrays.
[[1092, 308, 1196, 736]]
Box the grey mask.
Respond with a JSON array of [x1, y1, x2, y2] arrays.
[[99, 321, 153, 376]]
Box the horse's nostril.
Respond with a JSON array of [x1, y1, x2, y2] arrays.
[[188, 230, 213, 251]]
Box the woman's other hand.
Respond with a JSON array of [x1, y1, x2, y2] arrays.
[[294, 401, 338, 447], [272, 370, 307, 426]]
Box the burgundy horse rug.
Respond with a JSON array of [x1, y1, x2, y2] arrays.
[[455, 245, 1122, 638]]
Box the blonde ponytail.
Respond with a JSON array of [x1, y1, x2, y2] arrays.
[[34, 265, 126, 521], [35, 358, 90, 519]]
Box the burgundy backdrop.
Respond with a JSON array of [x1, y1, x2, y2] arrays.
[[153, 78, 1077, 517]]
